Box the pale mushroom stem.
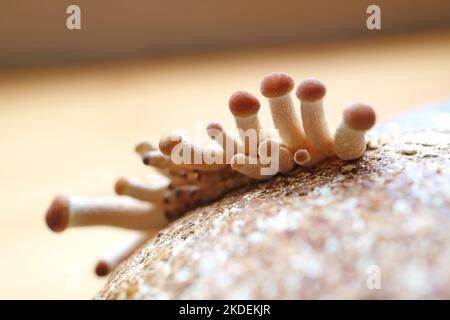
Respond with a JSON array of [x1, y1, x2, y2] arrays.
[[95, 233, 151, 276], [230, 154, 274, 180], [228, 91, 264, 157], [296, 78, 334, 163], [159, 133, 227, 171], [206, 121, 244, 163], [260, 73, 309, 152], [45, 195, 168, 231], [258, 138, 295, 174], [114, 177, 168, 203], [333, 103, 376, 160]]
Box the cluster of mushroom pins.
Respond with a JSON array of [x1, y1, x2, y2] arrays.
[[45, 72, 376, 276]]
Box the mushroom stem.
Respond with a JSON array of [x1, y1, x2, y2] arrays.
[[142, 150, 173, 168], [45, 195, 168, 232], [207, 121, 243, 163], [159, 134, 227, 171], [333, 103, 376, 160], [230, 154, 274, 180], [114, 177, 168, 203], [229, 91, 264, 156], [258, 138, 295, 174], [95, 233, 151, 276], [260, 73, 309, 152], [296, 78, 333, 163]]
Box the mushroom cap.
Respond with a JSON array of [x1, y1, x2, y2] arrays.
[[260, 72, 295, 98], [114, 177, 128, 195], [159, 134, 183, 155], [344, 103, 376, 131], [206, 122, 223, 131], [95, 260, 110, 277], [296, 78, 326, 102], [294, 149, 311, 164], [206, 121, 225, 139], [135, 142, 154, 155], [46, 195, 70, 232], [228, 91, 260, 117]]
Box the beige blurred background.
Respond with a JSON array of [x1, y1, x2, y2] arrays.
[[0, 1, 450, 299]]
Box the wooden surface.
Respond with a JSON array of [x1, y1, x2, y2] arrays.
[[0, 30, 449, 299]]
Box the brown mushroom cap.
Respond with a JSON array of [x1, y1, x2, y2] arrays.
[[95, 260, 110, 277], [114, 177, 127, 195], [159, 134, 183, 155], [296, 78, 326, 102], [343, 103, 376, 131], [135, 142, 154, 156], [45, 195, 70, 232], [294, 149, 310, 164], [260, 72, 295, 98], [206, 121, 224, 138], [228, 91, 261, 117]]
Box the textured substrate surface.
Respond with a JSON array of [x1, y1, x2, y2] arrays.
[[96, 128, 450, 299]]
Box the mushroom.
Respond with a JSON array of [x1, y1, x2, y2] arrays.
[[228, 91, 264, 157], [260, 72, 309, 152], [114, 176, 168, 203], [44, 72, 377, 277], [45, 195, 168, 231], [95, 234, 150, 276], [333, 103, 376, 160], [296, 78, 333, 163]]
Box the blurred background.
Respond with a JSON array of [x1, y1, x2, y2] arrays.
[[1, 0, 450, 299]]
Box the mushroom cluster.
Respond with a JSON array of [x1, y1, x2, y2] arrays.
[[45, 72, 376, 276]]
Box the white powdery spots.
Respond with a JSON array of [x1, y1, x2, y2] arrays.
[[256, 209, 300, 232], [402, 215, 434, 236], [227, 285, 253, 300], [324, 237, 340, 253], [290, 250, 324, 279], [152, 291, 171, 300], [153, 260, 172, 276], [231, 219, 245, 234], [228, 207, 242, 215], [353, 233, 374, 252], [248, 231, 265, 244], [401, 264, 432, 295], [209, 214, 227, 237], [341, 197, 359, 211], [309, 186, 334, 207], [213, 272, 233, 288], [242, 190, 263, 202], [351, 219, 366, 232], [197, 257, 218, 275], [171, 238, 190, 256], [403, 164, 441, 206], [190, 248, 201, 261], [323, 198, 358, 222], [174, 268, 192, 282], [393, 200, 411, 215], [259, 278, 281, 298]]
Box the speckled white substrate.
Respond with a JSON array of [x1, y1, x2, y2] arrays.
[[96, 128, 450, 299]]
